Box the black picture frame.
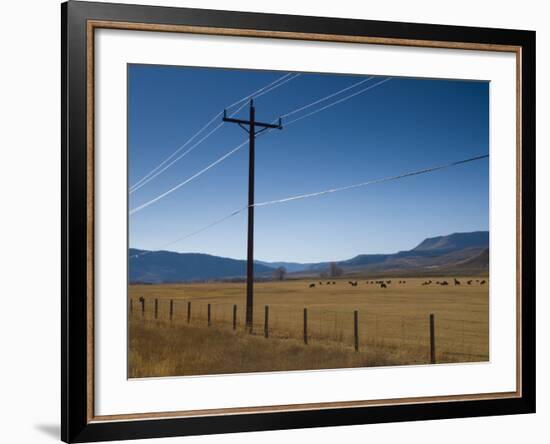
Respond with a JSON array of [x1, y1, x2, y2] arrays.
[[62, 1, 536, 442]]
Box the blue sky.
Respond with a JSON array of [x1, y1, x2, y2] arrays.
[[128, 64, 489, 263]]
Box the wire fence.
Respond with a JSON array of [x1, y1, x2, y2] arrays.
[[129, 297, 489, 363]]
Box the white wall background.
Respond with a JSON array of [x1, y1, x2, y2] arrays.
[[0, 1, 546, 443]]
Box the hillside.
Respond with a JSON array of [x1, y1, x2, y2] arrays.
[[411, 231, 489, 253], [130, 231, 489, 283], [129, 249, 274, 283]]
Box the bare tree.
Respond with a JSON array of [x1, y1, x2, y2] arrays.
[[329, 262, 343, 278], [273, 266, 287, 281]]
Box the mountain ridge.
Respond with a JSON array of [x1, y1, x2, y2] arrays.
[[130, 231, 488, 283], [129, 249, 274, 284]]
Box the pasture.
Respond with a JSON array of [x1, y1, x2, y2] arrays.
[[128, 277, 489, 377]]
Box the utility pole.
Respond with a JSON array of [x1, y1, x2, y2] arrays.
[[223, 99, 282, 332]]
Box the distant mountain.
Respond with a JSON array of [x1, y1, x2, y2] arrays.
[[411, 231, 489, 253], [451, 248, 489, 271], [254, 260, 311, 274], [129, 249, 275, 284], [129, 231, 489, 283], [329, 231, 489, 275]]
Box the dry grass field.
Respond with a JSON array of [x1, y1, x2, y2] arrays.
[[128, 277, 488, 378]]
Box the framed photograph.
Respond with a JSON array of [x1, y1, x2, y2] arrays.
[[62, 1, 535, 442]]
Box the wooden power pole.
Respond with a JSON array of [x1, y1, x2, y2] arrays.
[[223, 99, 282, 332]]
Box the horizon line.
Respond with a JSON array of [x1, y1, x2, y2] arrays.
[[129, 229, 489, 263]]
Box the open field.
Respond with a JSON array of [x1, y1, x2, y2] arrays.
[[128, 277, 489, 377]]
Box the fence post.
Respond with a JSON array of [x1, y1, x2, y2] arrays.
[[187, 301, 191, 323], [429, 313, 436, 364], [141, 298, 145, 317], [303, 308, 308, 345], [354, 310, 359, 352], [207, 303, 211, 326], [264, 306, 269, 338], [169, 299, 174, 321], [233, 304, 237, 330], [130, 299, 133, 316], [154, 298, 158, 319]]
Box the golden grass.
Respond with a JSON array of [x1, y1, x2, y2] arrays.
[[128, 277, 488, 377], [129, 318, 433, 378]]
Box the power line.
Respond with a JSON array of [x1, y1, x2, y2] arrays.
[[225, 73, 294, 110], [129, 139, 249, 215], [285, 77, 392, 126], [281, 76, 373, 118], [129, 112, 222, 192], [132, 153, 488, 254], [130, 207, 246, 259], [130, 121, 225, 194], [257, 76, 390, 135], [129, 73, 296, 192], [253, 154, 488, 207], [129, 75, 391, 215], [251, 73, 301, 103]]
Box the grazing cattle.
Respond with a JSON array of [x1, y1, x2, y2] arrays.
[[440, 281, 449, 286], [476, 279, 480, 282], [386, 280, 391, 284], [332, 281, 336, 285], [139, 296, 145, 303], [348, 281, 358, 287], [309, 283, 316, 288], [480, 280, 486, 285], [319, 281, 323, 285], [380, 283, 387, 288], [467, 280, 473, 285], [454, 278, 461, 286], [326, 281, 331, 285]]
